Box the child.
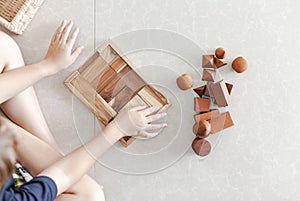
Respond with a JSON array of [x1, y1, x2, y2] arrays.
[[0, 20, 167, 201]]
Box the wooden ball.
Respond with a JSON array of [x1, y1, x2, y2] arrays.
[[232, 56, 248, 73], [192, 138, 211, 157], [176, 73, 194, 90], [193, 120, 211, 138], [215, 47, 226, 59]]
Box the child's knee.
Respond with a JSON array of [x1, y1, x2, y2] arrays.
[[85, 182, 105, 201], [0, 31, 24, 72], [72, 179, 104, 201]]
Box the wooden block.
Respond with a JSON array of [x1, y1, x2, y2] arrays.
[[108, 86, 137, 112], [202, 55, 215, 68], [79, 54, 109, 86], [202, 69, 216, 82], [214, 57, 227, 68], [210, 111, 234, 133], [193, 85, 206, 97], [225, 82, 233, 95], [138, 85, 168, 109], [193, 120, 211, 138], [94, 67, 118, 93], [120, 69, 146, 92], [99, 45, 118, 63], [78, 51, 103, 73], [210, 80, 230, 107], [99, 66, 131, 103], [110, 56, 127, 73], [224, 111, 234, 129], [194, 110, 220, 122], [68, 74, 117, 125], [204, 82, 214, 98], [192, 138, 211, 157], [210, 113, 226, 134], [194, 98, 210, 113]]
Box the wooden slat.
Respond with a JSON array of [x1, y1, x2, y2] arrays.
[[110, 56, 127, 73], [138, 85, 168, 108], [69, 74, 116, 125], [99, 66, 131, 103], [80, 54, 109, 85]]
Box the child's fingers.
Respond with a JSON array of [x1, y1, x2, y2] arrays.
[[136, 131, 159, 139], [142, 106, 160, 116], [52, 20, 67, 43], [67, 27, 79, 49], [146, 112, 166, 123], [71, 46, 84, 60], [60, 21, 73, 43], [130, 105, 147, 112], [146, 123, 167, 131]]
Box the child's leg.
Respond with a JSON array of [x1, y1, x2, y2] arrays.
[[0, 113, 105, 201], [0, 32, 59, 150]]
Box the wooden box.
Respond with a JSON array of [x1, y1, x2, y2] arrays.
[[65, 40, 171, 147]]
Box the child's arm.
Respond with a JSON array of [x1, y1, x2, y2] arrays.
[[38, 106, 167, 195], [0, 20, 83, 104]]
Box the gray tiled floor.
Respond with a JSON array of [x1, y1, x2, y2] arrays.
[[2, 0, 300, 200]]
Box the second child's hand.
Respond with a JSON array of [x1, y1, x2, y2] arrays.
[[0, 20, 83, 103], [43, 20, 84, 76]]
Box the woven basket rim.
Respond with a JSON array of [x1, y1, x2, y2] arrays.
[[0, 0, 44, 34]]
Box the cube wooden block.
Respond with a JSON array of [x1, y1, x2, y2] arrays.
[[65, 40, 171, 147], [194, 98, 210, 113], [202, 55, 215, 68], [202, 69, 216, 82], [210, 80, 230, 107]]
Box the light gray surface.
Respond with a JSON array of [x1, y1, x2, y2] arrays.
[[2, 0, 300, 200]]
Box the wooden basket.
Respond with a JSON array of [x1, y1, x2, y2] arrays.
[[65, 40, 171, 147], [0, 0, 44, 34]]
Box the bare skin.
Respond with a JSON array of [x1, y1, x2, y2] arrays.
[[0, 20, 104, 201]]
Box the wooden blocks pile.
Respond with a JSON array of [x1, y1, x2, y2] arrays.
[[65, 40, 171, 147], [191, 48, 235, 157]]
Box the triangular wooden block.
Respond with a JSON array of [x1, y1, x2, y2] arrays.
[[225, 83, 233, 95], [193, 85, 206, 97], [214, 57, 227, 68]]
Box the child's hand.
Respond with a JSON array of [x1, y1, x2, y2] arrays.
[[44, 20, 84, 76], [112, 106, 168, 139]]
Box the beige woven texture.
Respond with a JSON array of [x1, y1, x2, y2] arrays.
[[0, 0, 44, 34]]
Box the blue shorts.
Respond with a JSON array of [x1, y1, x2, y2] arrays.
[[0, 176, 57, 201]]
